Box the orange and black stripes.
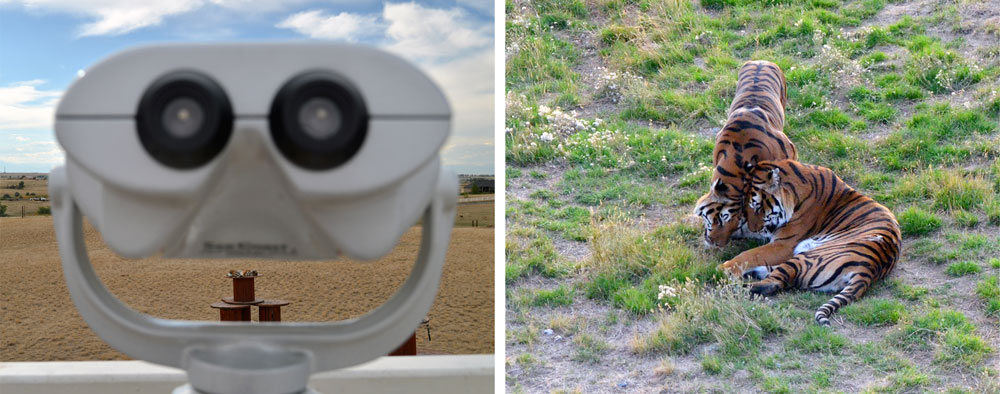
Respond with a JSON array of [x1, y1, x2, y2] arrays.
[[696, 60, 797, 247], [743, 160, 901, 325], [710, 60, 796, 203]]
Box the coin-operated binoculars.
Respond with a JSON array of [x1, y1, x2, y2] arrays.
[[50, 43, 457, 394]]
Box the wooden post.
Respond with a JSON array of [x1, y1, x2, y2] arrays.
[[258, 300, 289, 322], [232, 277, 255, 302], [211, 302, 250, 321], [389, 333, 417, 356]]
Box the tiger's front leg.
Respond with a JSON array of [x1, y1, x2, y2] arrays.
[[718, 239, 797, 277]]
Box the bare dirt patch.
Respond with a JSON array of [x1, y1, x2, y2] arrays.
[[507, 278, 663, 393]]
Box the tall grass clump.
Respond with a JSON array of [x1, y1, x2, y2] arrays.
[[584, 213, 721, 315], [897, 206, 942, 236], [506, 227, 570, 283], [633, 281, 787, 360], [977, 275, 1000, 317]]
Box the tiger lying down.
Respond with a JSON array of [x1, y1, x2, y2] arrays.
[[717, 159, 901, 325]]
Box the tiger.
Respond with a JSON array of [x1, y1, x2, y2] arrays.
[[718, 159, 902, 325], [694, 60, 797, 248]]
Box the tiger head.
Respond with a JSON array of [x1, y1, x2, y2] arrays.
[[746, 162, 792, 233], [694, 180, 745, 248]]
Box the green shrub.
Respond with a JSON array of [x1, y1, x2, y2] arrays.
[[897, 206, 942, 236], [36, 206, 51, 215]]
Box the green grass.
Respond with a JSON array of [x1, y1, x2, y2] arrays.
[[897, 309, 974, 349], [506, 225, 570, 283], [571, 333, 608, 363], [944, 261, 981, 277], [952, 210, 979, 227], [840, 298, 906, 326], [873, 365, 930, 393], [584, 219, 723, 315], [897, 206, 942, 236], [876, 104, 999, 171], [701, 354, 724, 375], [936, 330, 993, 368], [634, 283, 786, 361], [888, 280, 929, 301], [976, 275, 1000, 317], [529, 285, 575, 307], [786, 325, 848, 354]]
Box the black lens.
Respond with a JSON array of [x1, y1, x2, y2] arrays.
[[269, 71, 368, 170], [136, 71, 233, 169], [161, 97, 205, 138], [297, 97, 342, 139]]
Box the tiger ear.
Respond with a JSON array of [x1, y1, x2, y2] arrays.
[[767, 167, 781, 191]]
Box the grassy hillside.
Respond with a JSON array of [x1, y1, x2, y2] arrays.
[[504, 0, 1000, 392]]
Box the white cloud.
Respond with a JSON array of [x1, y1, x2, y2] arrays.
[[0, 80, 62, 130], [5, 0, 312, 36], [8, 0, 202, 36], [382, 2, 491, 59], [0, 141, 64, 165], [79, 1, 203, 36], [275, 9, 380, 41], [423, 49, 494, 142], [207, 0, 309, 12]]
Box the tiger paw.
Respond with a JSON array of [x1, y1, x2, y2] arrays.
[[718, 260, 748, 277], [749, 282, 781, 296]]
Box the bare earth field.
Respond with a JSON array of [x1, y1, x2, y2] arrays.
[[0, 213, 494, 361]]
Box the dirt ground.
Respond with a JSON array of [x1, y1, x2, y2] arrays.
[[0, 215, 494, 361]]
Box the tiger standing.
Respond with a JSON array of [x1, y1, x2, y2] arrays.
[[694, 60, 797, 247], [719, 159, 902, 325]]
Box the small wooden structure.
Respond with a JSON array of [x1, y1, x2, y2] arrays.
[[258, 300, 289, 322], [210, 302, 251, 322], [212, 270, 289, 322]]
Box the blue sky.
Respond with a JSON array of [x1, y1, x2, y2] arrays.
[[0, 0, 494, 174]]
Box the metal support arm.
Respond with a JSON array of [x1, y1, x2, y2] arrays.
[[50, 166, 458, 394]]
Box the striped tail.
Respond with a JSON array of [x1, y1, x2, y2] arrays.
[[814, 277, 870, 325]]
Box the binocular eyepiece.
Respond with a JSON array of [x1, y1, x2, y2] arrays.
[[137, 70, 368, 170]]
